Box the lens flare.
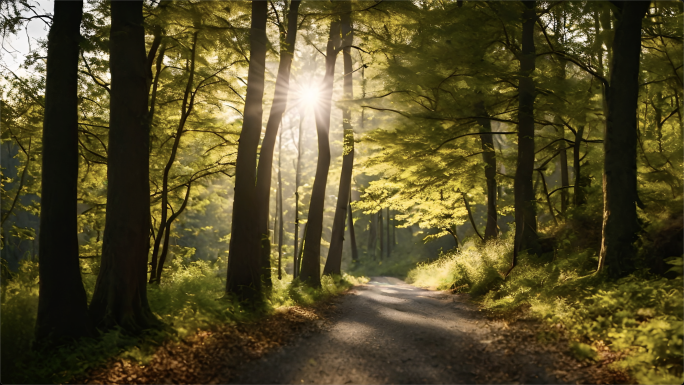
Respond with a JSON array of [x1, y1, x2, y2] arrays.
[[296, 84, 321, 108]]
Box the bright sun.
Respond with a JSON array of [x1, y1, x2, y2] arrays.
[[297, 85, 321, 108]]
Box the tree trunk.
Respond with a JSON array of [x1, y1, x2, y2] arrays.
[[554, 12, 570, 216], [462, 193, 484, 241], [573, 125, 586, 206], [447, 225, 460, 249], [225, 0, 268, 301], [150, 31, 198, 284], [537, 169, 558, 225], [277, 128, 284, 280], [154, 184, 191, 283], [89, 0, 158, 332], [367, 210, 377, 258], [391, 211, 396, 247], [324, 2, 354, 276], [378, 210, 384, 260], [559, 124, 570, 214], [348, 196, 359, 263], [299, 21, 341, 287], [293, 112, 304, 279], [475, 101, 498, 240], [296, 222, 308, 277], [387, 207, 392, 259], [255, 0, 301, 286], [598, 1, 649, 279], [36, 0, 93, 342], [514, 0, 540, 256]]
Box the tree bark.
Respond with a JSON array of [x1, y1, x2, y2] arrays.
[[475, 101, 498, 240], [447, 225, 460, 249], [462, 193, 484, 241], [296, 222, 308, 277], [277, 127, 284, 280], [255, 0, 301, 286], [225, 0, 268, 301], [598, 1, 649, 278], [89, 0, 158, 332], [293, 112, 304, 279], [537, 169, 558, 225], [324, 2, 354, 276], [514, 0, 540, 256], [367, 209, 377, 258], [154, 183, 191, 283], [36, 0, 93, 343], [378, 209, 384, 260], [391, 211, 396, 247], [385, 207, 390, 259], [559, 124, 570, 214], [573, 125, 586, 206], [299, 21, 341, 287], [348, 196, 359, 263]]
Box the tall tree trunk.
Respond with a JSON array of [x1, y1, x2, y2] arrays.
[[385, 207, 390, 259], [391, 211, 396, 247], [378, 210, 384, 260], [367, 209, 377, 258], [150, 31, 199, 284], [559, 123, 570, 214], [299, 21, 341, 287], [277, 128, 284, 280], [225, 0, 268, 301], [573, 125, 586, 206], [475, 101, 498, 240], [348, 196, 359, 263], [514, 0, 540, 257], [554, 53, 570, 215], [296, 222, 308, 277], [293, 113, 304, 279], [36, 0, 93, 342], [255, 0, 301, 286], [89, 0, 157, 331], [598, 1, 649, 278], [324, 2, 354, 276]]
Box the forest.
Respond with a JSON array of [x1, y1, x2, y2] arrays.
[[1, 0, 682, 384]]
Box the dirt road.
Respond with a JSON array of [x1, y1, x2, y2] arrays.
[[228, 277, 566, 384]]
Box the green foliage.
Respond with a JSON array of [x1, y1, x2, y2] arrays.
[[407, 238, 511, 292], [569, 341, 598, 362]]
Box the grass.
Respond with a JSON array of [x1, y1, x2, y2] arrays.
[[407, 233, 684, 384], [1, 253, 366, 384]]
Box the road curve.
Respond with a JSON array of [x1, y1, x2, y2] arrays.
[[228, 277, 562, 384]]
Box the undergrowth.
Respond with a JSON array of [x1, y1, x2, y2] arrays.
[[407, 230, 683, 384], [1, 254, 365, 384]]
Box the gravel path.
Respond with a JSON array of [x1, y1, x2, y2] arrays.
[[228, 277, 565, 384]]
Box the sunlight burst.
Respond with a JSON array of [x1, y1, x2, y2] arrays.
[[296, 84, 321, 108]]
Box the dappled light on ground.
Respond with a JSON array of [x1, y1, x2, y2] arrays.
[[229, 277, 625, 384]]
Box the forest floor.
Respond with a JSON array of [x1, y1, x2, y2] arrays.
[[228, 277, 630, 384], [80, 277, 630, 384]]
